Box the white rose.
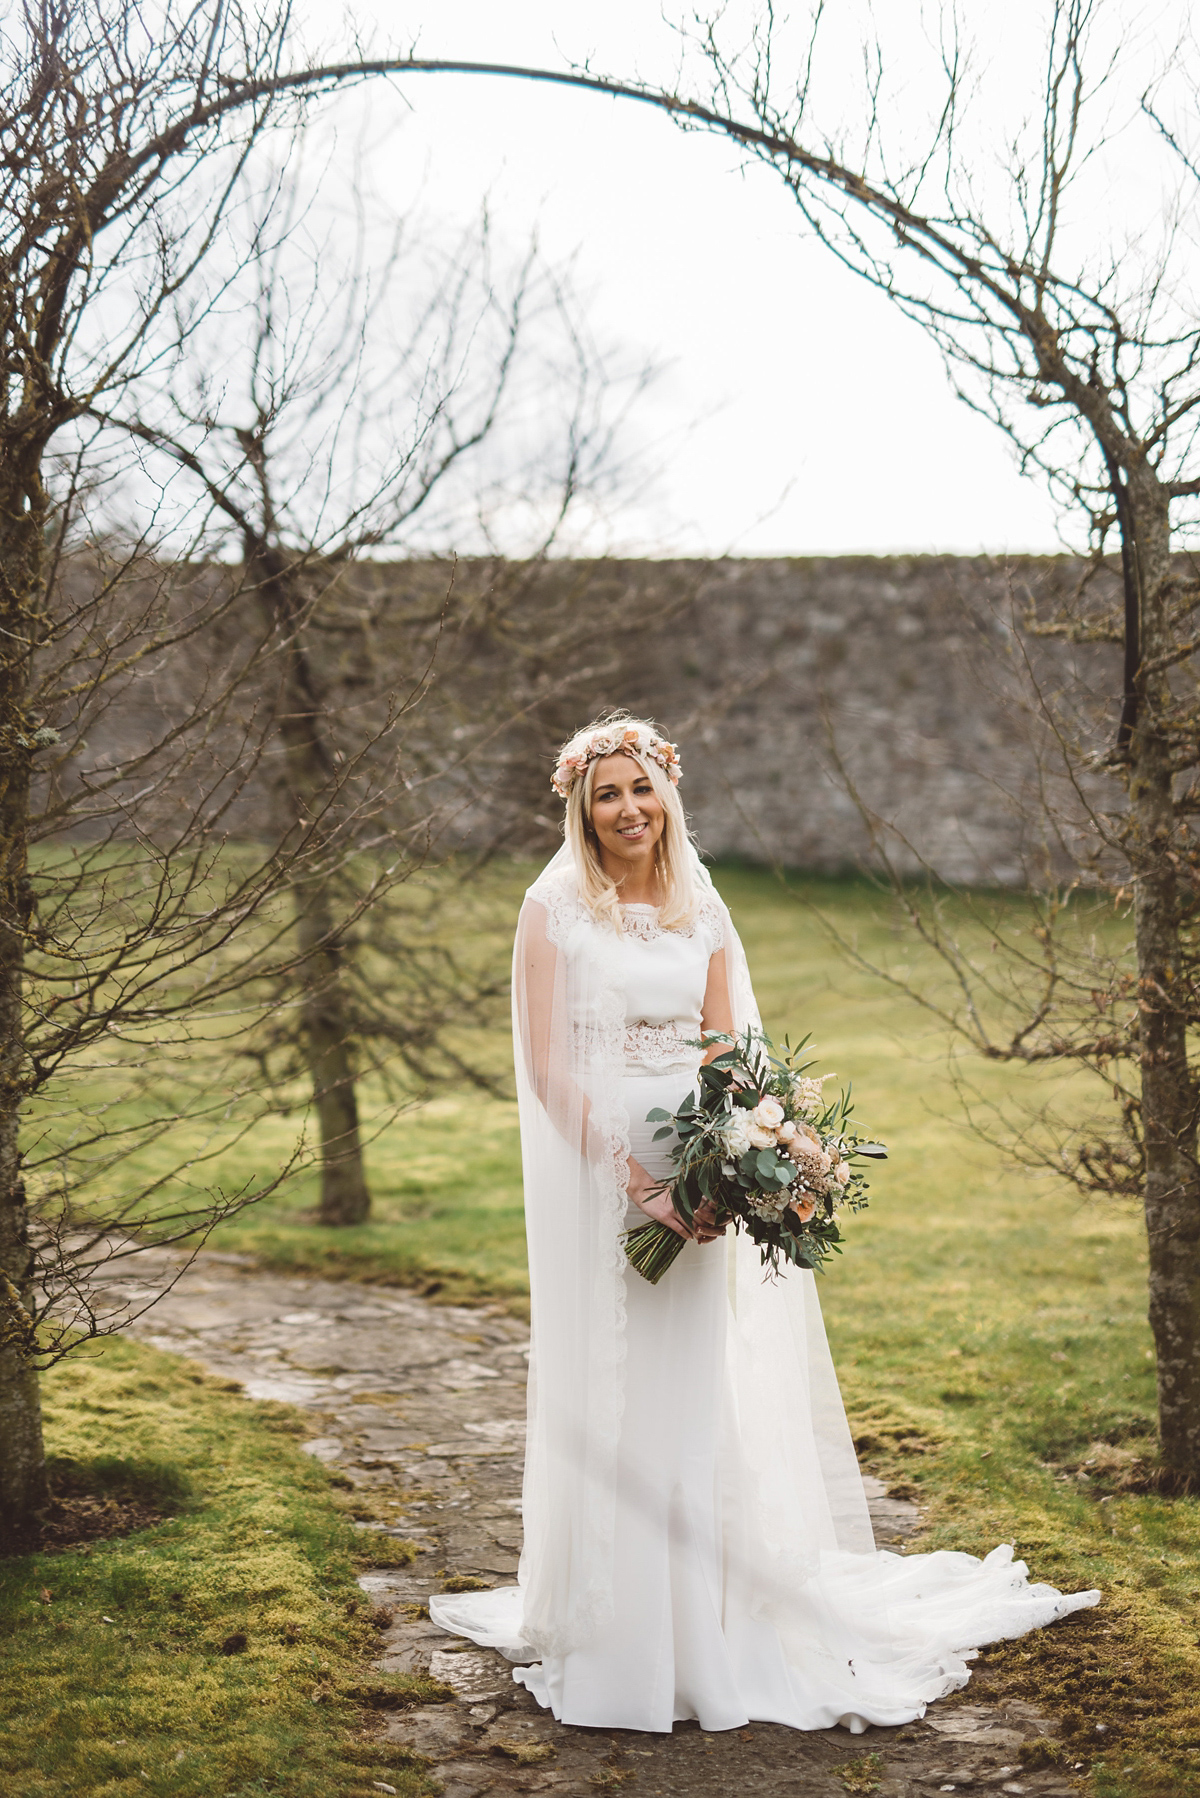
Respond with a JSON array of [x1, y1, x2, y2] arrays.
[[722, 1112, 754, 1157], [746, 1122, 777, 1150], [776, 1118, 798, 1143], [751, 1097, 785, 1130]]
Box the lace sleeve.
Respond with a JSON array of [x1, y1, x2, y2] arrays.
[[526, 867, 584, 948], [697, 891, 727, 953]]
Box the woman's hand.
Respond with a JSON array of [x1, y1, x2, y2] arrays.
[[626, 1157, 692, 1239], [626, 1160, 727, 1244], [691, 1200, 728, 1246]]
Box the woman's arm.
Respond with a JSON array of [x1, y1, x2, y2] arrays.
[[631, 941, 734, 1243], [679, 941, 738, 1243], [517, 902, 597, 1158], [700, 943, 736, 1059], [517, 901, 695, 1240]]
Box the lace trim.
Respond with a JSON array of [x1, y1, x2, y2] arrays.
[[621, 894, 726, 948], [620, 906, 665, 942], [531, 869, 588, 949], [520, 865, 629, 1660], [623, 1019, 702, 1073], [527, 873, 727, 954]]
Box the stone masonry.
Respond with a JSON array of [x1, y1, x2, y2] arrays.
[[49, 555, 1121, 885]]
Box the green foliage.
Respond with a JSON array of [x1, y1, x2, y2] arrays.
[[1, 1338, 434, 1798], [692, 1030, 877, 1257]]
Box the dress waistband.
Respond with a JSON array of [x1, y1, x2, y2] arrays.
[[622, 1020, 703, 1076]]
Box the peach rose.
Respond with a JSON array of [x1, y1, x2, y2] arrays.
[[790, 1197, 816, 1224]]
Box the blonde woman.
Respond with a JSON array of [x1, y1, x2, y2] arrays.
[[431, 714, 1098, 1734]]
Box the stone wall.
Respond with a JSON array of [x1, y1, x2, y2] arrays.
[[439, 555, 1119, 884], [46, 555, 1122, 884]]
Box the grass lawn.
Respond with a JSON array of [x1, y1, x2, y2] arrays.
[[14, 863, 1200, 1796], [0, 1339, 438, 1798]]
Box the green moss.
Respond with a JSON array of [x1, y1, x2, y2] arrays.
[[834, 1753, 884, 1794], [2, 1338, 435, 1798], [350, 1534, 419, 1570]]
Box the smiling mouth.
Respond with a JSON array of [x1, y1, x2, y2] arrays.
[[618, 822, 648, 839]]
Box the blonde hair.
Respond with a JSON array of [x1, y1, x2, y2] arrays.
[[560, 713, 697, 933]]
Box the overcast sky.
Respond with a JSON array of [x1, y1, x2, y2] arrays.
[[294, 0, 1184, 559]]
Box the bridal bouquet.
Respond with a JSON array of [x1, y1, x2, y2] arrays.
[[624, 1029, 886, 1285]]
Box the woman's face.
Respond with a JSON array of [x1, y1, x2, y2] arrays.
[[587, 753, 665, 878]]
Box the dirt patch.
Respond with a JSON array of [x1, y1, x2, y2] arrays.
[[33, 1491, 166, 1552]]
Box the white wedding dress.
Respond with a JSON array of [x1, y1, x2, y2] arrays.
[[430, 859, 1099, 1733]]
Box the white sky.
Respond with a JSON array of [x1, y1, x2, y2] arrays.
[[292, 0, 1184, 558]]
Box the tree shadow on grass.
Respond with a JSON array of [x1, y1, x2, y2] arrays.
[[25, 1453, 195, 1553]]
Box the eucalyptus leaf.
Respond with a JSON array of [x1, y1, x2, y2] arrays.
[[619, 1020, 877, 1283]]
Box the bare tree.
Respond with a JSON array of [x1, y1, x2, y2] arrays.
[[78, 126, 655, 1224], [0, 0, 608, 1545], [313, 8, 1200, 1480], [638, 2, 1200, 1486]]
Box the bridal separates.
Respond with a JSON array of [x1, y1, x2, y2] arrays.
[[430, 872, 1100, 1734]]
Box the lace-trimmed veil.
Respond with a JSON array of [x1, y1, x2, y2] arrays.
[[513, 841, 874, 1662]]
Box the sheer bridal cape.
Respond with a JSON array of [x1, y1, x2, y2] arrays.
[[431, 845, 1099, 1733]]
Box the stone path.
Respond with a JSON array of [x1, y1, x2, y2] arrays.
[[112, 1250, 1085, 1798]]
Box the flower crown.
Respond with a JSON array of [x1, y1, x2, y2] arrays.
[[551, 722, 682, 801]]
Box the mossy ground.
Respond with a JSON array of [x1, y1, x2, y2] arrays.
[[0, 1338, 436, 1798], [16, 865, 1200, 1795]]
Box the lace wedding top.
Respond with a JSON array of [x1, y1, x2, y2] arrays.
[[617, 899, 725, 1074]]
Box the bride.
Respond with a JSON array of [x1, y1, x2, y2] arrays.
[[430, 714, 1099, 1734]]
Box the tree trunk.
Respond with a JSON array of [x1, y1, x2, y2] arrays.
[[251, 554, 373, 1226], [292, 872, 372, 1227], [0, 478, 49, 1546], [0, 1299, 48, 1548], [1128, 472, 1200, 1484]]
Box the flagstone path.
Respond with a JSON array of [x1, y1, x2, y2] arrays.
[[114, 1250, 1086, 1798]]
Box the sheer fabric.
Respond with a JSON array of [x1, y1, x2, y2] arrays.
[[430, 845, 1100, 1731]]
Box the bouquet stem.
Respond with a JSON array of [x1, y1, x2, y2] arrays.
[[622, 1220, 689, 1284]]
